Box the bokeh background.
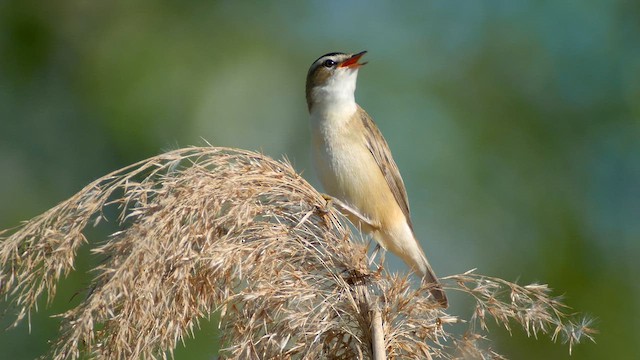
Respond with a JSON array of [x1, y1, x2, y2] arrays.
[[1, 1, 638, 359]]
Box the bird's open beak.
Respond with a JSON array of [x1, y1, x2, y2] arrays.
[[339, 51, 368, 68]]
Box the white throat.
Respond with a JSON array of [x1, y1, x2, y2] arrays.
[[309, 68, 359, 124]]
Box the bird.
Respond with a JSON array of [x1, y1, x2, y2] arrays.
[[305, 51, 448, 307]]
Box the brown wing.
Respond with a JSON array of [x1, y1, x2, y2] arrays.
[[357, 106, 413, 229]]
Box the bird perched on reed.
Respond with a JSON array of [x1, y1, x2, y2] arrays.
[[306, 51, 448, 307]]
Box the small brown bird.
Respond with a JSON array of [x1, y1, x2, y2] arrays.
[[306, 51, 448, 307]]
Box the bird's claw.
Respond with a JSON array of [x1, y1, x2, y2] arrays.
[[317, 193, 334, 214], [369, 243, 386, 276], [374, 263, 385, 277]]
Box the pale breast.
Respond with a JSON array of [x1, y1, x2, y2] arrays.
[[311, 114, 401, 228]]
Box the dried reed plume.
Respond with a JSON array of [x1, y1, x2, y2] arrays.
[[0, 146, 595, 359]]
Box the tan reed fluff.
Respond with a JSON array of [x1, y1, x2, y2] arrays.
[[0, 146, 595, 359]]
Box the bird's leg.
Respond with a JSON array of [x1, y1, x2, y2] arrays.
[[374, 246, 386, 276], [320, 193, 377, 229], [368, 242, 386, 274], [369, 242, 381, 266], [317, 193, 334, 214], [319, 194, 385, 274]]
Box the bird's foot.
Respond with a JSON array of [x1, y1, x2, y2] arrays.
[[370, 244, 386, 276], [374, 262, 385, 277], [317, 193, 334, 214]]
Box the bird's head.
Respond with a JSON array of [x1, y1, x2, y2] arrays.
[[305, 51, 367, 112]]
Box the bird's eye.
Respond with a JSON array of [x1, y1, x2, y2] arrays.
[[323, 59, 336, 68]]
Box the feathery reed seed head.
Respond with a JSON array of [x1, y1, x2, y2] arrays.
[[0, 147, 595, 359]]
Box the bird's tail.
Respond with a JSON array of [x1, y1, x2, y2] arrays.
[[406, 234, 449, 308], [382, 223, 449, 308], [421, 262, 448, 308]]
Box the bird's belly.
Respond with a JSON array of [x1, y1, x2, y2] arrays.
[[313, 141, 399, 228]]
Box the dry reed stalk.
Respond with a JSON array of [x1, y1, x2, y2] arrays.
[[0, 146, 595, 359]]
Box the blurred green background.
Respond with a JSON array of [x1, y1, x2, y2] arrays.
[[1, 1, 638, 359]]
